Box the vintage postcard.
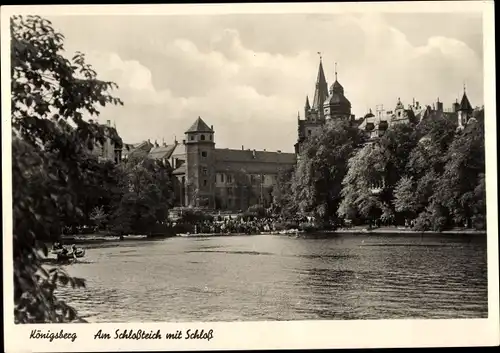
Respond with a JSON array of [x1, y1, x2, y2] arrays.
[[2, 1, 498, 352]]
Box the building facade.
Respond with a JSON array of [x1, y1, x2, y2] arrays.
[[296, 58, 478, 149], [88, 119, 123, 163], [295, 59, 356, 156], [125, 117, 296, 211]]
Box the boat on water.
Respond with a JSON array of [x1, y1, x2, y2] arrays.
[[51, 244, 86, 261]]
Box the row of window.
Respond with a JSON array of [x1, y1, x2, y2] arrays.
[[190, 134, 213, 141]]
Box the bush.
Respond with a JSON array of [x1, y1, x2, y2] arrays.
[[273, 221, 298, 231], [471, 214, 486, 231], [246, 204, 267, 218], [413, 211, 447, 232], [298, 222, 320, 233], [179, 209, 213, 223]]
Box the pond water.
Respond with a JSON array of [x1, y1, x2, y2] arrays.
[[56, 233, 488, 322]]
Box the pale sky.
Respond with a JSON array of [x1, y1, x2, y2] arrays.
[[47, 12, 483, 152]]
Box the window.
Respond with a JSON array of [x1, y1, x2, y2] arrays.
[[227, 174, 233, 183], [228, 188, 233, 196], [203, 180, 207, 186], [398, 111, 401, 117], [308, 130, 312, 136], [201, 135, 205, 141], [209, 135, 212, 140], [220, 174, 225, 183], [190, 135, 194, 141], [202, 167, 208, 176], [201, 151, 207, 157]]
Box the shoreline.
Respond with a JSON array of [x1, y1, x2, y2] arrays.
[[59, 227, 486, 244]]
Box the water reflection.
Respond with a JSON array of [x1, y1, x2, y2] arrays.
[[55, 233, 488, 322]]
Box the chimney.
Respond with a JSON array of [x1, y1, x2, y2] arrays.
[[252, 149, 256, 159], [182, 139, 186, 145], [107, 120, 111, 126], [210, 125, 213, 130], [437, 99, 443, 112], [277, 150, 282, 153], [241, 145, 244, 150], [154, 140, 159, 148]]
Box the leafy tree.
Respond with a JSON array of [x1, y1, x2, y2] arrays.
[[233, 170, 256, 211], [434, 119, 485, 228], [292, 120, 364, 225], [12, 15, 123, 323], [339, 124, 418, 225], [393, 114, 458, 227], [109, 157, 175, 234], [338, 142, 391, 225], [89, 206, 107, 230], [270, 167, 295, 217]]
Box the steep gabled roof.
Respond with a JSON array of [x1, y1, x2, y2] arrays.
[[148, 144, 177, 160], [185, 116, 213, 133], [311, 59, 328, 110], [459, 92, 473, 112]]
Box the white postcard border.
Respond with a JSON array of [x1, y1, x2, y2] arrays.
[[2, 2, 498, 352]]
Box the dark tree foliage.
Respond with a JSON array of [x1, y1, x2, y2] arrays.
[[434, 120, 486, 228], [11, 15, 123, 323], [270, 167, 296, 217], [292, 120, 364, 224], [339, 123, 418, 225], [108, 157, 175, 235]]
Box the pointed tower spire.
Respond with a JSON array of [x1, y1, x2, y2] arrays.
[[297, 111, 300, 120], [305, 95, 310, 109], [311, 55, 328, 111], [335, 62, 338, 81]]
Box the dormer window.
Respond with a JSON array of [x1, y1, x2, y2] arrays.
[[200, 135, 205, 141], [190, 135, 194, 141]]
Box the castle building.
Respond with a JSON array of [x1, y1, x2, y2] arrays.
[[124, 117, 296, 211], [295, 59, 355, 156], [296, 58, 478, 148]]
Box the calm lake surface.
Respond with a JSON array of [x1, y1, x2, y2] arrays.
[[56, 233, 488, 322]]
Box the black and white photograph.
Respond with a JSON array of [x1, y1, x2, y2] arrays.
[[2, 1, 498, 351]]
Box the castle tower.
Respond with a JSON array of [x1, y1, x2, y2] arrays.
[[310, 57, 329, 121], [457, 86, 473, 128], [436, 97, 443, 112], [184, 116, 216, 208], [295, 58, 329, 156], [323, 63, 352, 120], [394, 97, 405, 119], [304, 95, 311, 120]]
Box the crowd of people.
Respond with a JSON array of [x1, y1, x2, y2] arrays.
[[173, 214, 316, 235]]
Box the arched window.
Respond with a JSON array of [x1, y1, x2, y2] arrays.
[[190, 135, 194, 141], [201, 135, 206, 141]]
